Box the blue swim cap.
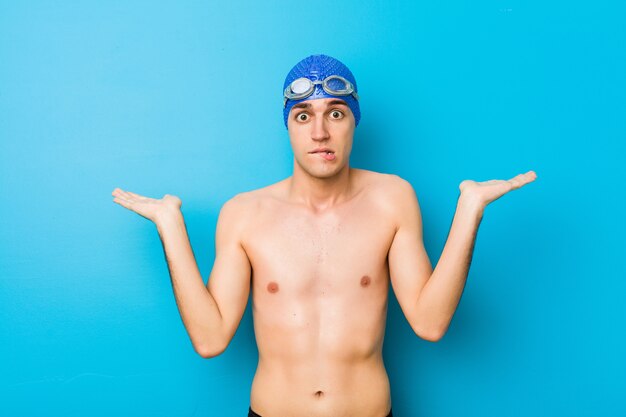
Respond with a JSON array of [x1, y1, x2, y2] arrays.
[[283, 54, 360, 129]]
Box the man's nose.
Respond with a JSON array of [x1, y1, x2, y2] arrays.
[[311, 117, 330, 141]]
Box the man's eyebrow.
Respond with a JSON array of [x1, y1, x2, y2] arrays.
[[327, 99, 349, 107], [291, 102, 311, 110], [291, 99, 349, 110]]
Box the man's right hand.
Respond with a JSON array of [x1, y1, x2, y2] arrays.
[[111, 188, 182, 225]]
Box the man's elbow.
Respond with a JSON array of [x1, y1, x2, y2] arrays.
[[414, 322, 447, 342], [194, 339, 228, 358], [418, 329, 445, 342]]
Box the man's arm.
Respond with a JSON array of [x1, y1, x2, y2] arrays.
[[112, 188, 252, 358], [388, 178, 483, 342], [387, 171, 536, 342]]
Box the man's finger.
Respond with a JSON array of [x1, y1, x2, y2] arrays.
[[113, 197, 135, 211], [508, 171, 536, 189], [119, 190, 136, 201], [126, 191, 147, 200], [113, 197, 133, 209], [112, 188, 124, 197], [519, 171, 537, 186]]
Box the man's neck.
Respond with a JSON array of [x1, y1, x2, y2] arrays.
[[287, 163, 354, 212]]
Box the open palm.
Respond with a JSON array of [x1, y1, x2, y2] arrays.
[[111, 188, 182, 223], [459, 170, 537, 208]]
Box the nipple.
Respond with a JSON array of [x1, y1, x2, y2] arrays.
[[360, 275, 371, 287], [267, 282, 279, 293]]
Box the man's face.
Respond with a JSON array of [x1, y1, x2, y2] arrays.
[[287, 97, 355, 179]]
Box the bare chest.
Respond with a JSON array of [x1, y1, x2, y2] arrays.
[[242, 195, 396, 296]]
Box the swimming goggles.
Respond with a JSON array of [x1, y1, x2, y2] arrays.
[[283, 75, 359, 107]]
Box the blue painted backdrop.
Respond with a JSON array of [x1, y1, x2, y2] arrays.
[[1, 1, 624, 416]]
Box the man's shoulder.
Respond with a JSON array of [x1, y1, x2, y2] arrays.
[[221, 179, 286, 213], [355, 168, 415, 197], [355, 169, 419, 222]]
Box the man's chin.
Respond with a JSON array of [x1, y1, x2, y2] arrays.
[[300, 164, 342, 179], [315, 166, 348, 179]]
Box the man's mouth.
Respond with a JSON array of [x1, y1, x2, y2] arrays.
[[309, 147, 335, 154], [309, 150, 336, 161]]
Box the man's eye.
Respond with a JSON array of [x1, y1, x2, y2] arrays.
[[297, 113, 309, 121], [330, 110, 344, 119]]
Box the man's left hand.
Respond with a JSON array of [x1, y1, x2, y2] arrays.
[[458, 170, 538, 211]]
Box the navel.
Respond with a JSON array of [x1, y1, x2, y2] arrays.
[[314, 390, 324, 398], [267, 282, 279, 293], [360, 275, 371, 287]]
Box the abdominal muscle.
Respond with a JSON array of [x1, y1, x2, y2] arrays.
[[251, 356, 391, 417]]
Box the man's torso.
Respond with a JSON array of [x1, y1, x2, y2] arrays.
[[239, 168, 400, 417]]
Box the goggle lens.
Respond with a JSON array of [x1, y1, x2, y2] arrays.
[[291, 78, 312, 95], [324, 76, 350, 93]]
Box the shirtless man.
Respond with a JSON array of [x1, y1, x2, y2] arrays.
[[111, 54, 537, 417]]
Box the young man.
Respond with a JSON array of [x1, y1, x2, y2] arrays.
[[112, 54, 537, 417]]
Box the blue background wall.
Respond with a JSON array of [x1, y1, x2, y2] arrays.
[[1, 1, 624, 416]]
